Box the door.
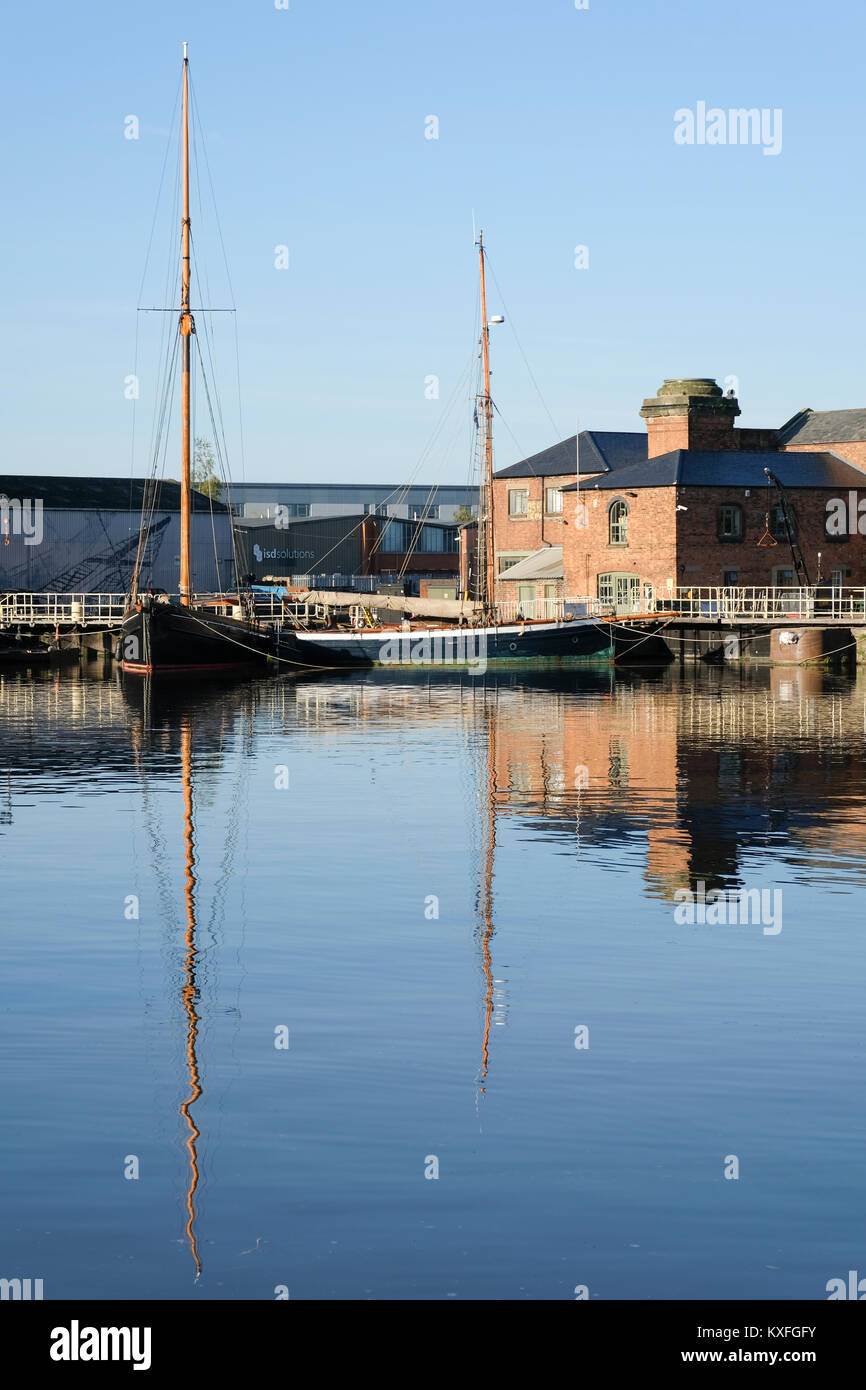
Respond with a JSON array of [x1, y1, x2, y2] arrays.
[[599, 572, 641, 614], [517, 582, 536, 618]]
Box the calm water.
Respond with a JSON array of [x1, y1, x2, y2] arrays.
[[0, 662, 864, 1301]]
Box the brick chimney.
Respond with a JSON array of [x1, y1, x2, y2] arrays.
[[640, 378, 740, 458]]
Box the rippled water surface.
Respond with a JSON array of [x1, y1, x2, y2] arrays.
[[1, 663, 864, 1300]]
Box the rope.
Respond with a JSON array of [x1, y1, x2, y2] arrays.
[[606, 617, 864, 664], [180, 611, 345, 668], [484, 254, 562, 444]]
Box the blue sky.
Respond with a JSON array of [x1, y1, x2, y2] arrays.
[[1, 0, 863, 485]]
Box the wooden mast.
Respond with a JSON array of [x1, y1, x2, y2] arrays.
[[179, 42, 194, 606], [478, 233, 495, 613]]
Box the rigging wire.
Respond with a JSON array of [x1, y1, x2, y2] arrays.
[[484, 250, 564, 445]]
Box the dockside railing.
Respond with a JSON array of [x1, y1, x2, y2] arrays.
[[496, 596, 612, 623], [655, 586, 866, 621], [0, 593, 129, 627]]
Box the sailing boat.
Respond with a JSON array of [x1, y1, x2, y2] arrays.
[[276, 234, 613, 669], [121, 45, 275, 676]]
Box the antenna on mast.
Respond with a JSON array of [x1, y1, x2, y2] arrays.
[[183, 41, 188, 60]]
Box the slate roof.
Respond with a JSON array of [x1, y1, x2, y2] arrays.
[[0, 476, 228, 511], [777, 409, 866, 445], [494, 430, 646, 479], [560, 450, 866, 491], [497, 545, 564, 581]]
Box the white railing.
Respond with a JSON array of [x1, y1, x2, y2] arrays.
[[0, 593, 129, 627], [259, 573, 379, 592], [657, 586, 866, 621], [496, 596, 612, 623]]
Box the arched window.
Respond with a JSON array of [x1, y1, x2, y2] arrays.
[[609, 498, 629, 546]]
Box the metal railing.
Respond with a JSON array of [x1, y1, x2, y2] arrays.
[[656, 586, 866, 621], [260, 573, 379, 592], [496, 596, 611, 623], [0, 593, 129, 627]]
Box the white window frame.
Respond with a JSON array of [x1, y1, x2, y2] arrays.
[[508, 488, 529, 517], [544, 487, 563, 514]]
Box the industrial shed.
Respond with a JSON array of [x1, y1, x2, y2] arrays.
[[0, 476, 235, 594]]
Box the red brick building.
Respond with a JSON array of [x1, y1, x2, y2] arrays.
[[492, 431, 645, 605], [493, 378, 866, 609]]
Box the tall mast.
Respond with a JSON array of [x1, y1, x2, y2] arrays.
[[478, 233, 495, 613], [179, 42, 194, 606]]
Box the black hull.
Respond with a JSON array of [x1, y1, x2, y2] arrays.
[[276, 618, 613, 670], [120, 600, 274, 675]]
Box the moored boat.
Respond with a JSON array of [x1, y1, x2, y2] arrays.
[[120, 45, 273, 678], [277, 613, 611, 670], [120, 593, 274, 675], [276, 233, 613, 669]]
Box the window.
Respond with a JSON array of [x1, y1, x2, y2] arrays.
[[381, 522, 457, 554], [771, 504, 794, 541], [773, 567, 795, 587], [608, 498, 629, 546], [545, 487, 563, 514], [608, 737, 629, 789], [718, 504, 743, 540], [416, 524, 458, 554], [378, 520, 408, 553], [543, 583, 557, 599], [266, 501, 310, 519], [723, 569, 739, 587], [508, 488, 529, 517], [410, 504, 439, 520], [498, 552, 530, 574]]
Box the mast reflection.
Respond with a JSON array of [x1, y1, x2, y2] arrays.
[[476, 691, 498, 1095], [179, 719, 202, 1278]]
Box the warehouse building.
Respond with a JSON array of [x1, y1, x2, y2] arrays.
[[229, 480, 477, 524], [235, 511, 460, 591], [0, 476, 234, 594]]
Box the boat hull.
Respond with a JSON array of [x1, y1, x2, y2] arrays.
[[277, 618, 613, 670], [120, 599, 275, 675]]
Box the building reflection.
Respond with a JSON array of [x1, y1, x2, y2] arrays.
[[481, 665, 866, 899]]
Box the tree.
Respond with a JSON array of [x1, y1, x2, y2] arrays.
[[453, 503, 477, 524], [193, 437, 223, 501]]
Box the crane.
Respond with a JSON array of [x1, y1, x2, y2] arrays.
[[762, 468, 812, 588]]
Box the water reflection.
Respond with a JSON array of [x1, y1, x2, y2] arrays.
[[179, 719, 202, 1279], [1, 662, 865, 1298]]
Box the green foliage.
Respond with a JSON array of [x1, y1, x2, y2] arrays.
[[193, 437, 223, 500]]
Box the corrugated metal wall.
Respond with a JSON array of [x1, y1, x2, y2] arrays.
[[235, 515, 364, 580], [0, 511, 236, 593]]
